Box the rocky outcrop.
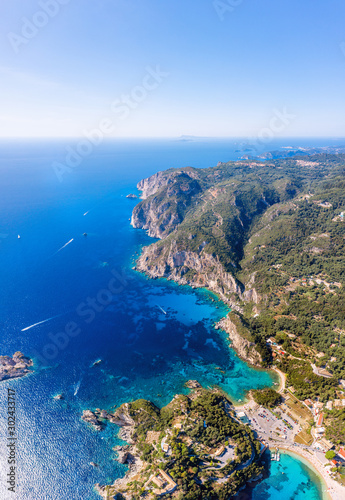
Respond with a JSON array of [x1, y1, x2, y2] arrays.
[[81, 404, 136, 437], [132, 170, 202, 239], [0, 352, 33, 381], [114, 445, 136, 465], [81, 410, 104, 431], [215, 314, 262, 367], [131, 200, 182, 239], [185, 380, 202, 389], [112, 404, 136, 443], [95, 448, 144, 500], [137, 171, 171, 199], [137, 168, 200, 200]]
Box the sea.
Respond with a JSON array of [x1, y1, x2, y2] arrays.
[[0, 137, 341, 499]]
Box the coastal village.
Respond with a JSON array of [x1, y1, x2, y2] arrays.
[[82, 364, 345, 500]]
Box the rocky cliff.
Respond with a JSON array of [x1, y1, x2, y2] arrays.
[[131, 170, 202, 239], [215, 313, 262, 367], [135, 239, 246, 310], [130, 164, 280, 364]]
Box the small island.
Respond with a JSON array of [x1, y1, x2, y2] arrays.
[[0, 352, 33, 382], [83, 386, 266, 499], [126, 194, 138, 199]]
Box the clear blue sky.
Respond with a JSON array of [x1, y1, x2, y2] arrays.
[[1, 0, 345, 137]]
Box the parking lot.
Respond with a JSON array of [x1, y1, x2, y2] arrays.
[[237, 403, 301, 444]]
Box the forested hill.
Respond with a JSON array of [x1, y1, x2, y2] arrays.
[[132, 153, 345, 389]]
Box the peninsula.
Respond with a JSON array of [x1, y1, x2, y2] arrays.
[[85, 386, 266, 499], [0, 352, 33, 381]]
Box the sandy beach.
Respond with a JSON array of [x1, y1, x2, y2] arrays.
[[278, 446, 345, 500], [272, 366, 286, 393]]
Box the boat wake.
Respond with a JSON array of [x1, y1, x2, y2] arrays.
[[56, 238, 74, 253], [157, 304, 167, 315], [21, 313, 64, 332]]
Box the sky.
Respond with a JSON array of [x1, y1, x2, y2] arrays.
[[1, 0, 345, 138]]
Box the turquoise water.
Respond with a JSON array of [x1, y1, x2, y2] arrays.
[[241, 451, 328, 500], [0, 138, 335, 499]]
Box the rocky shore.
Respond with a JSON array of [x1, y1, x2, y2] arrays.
[[129, 169, 269, 368], [0, 352, 33, 382], [215, 314, 262, 367], [82, 403, 141, 499], [81, 404, 136, 438]]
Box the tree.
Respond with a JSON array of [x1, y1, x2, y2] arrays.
[[325, 450, 336, 460]]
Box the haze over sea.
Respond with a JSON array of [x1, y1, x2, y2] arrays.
[[0, 138, 336, 499]]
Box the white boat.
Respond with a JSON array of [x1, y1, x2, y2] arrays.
[[18, 235, 21, 239]]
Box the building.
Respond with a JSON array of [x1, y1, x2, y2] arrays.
[[146, 469, 177, 496], [316, 414, 324, 427], [325, 401, 333, 411], [316, 427, 325, 435], [237, 411, 249, 424], [304, 399, 313, 407], [214, 445, 225, 457], [317, 438, 334, 452], [338, 448, 345, 461]]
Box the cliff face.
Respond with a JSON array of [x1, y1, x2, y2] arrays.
[[131, 170, 202, 239], [136, 240, 245, 310], [130, 164, 277, 364], [215, 314, 262, 366], [131, 200, 182, 239], [137, 171, 170, 199]]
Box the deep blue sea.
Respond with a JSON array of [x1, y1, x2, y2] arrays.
[[0, 138, 340, 499]]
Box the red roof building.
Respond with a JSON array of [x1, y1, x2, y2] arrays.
[[317, 414, 324, 427], [338, 448, 345, 460]]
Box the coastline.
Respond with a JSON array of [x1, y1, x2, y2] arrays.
[[278, 447, 341, 500]]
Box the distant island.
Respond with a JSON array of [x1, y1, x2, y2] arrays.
[[126, 193, 138, 199], [0, 352, 33, 381]]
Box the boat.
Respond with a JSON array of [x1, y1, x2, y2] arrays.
[[74, 379, 82, 396], [90, 462, 98, 467], [18, 235, 21, 239], [83, 232, 87, 237], [91, 359, 102, 367]]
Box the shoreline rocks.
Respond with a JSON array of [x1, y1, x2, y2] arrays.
[[81, 410, 104, 431], [0, 352, 33, 382], [216, 314, 262, 367]]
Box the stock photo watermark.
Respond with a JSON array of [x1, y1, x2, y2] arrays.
[[31, 268, 133, 364], [237, 107, 297, 154], [213, 0, 244, 21], [51, 65, 169, 183], [7, 0, 72, 54]]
